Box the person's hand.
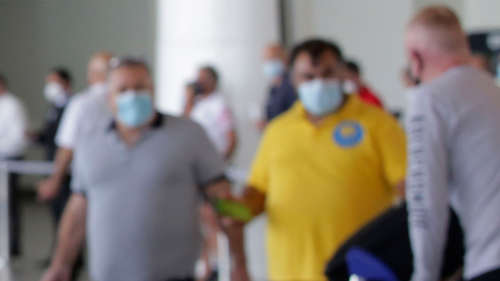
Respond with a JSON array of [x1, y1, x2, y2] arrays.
[[39, 264, 72, 281], [183, 84, 198, 117], [185, 84, 196, 106], [37, 176, 62, 202], [219, 216, 247, 235]]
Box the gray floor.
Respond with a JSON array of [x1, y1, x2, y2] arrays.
[[4, 197, 89, 281]]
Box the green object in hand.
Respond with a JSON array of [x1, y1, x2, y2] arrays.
[[213, 199, 253, 222]]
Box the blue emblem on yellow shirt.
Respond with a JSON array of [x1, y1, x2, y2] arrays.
[[334, 121, 364, 148]]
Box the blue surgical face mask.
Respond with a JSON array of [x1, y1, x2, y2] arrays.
[[298, 79, 344, 116], [496, 64, 500, 80], [262, 60, 285, 79], [116, 90, 154, 128]]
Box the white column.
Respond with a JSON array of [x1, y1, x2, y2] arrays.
[[156, 1, 280, 280], [156, 0, 280, 168]]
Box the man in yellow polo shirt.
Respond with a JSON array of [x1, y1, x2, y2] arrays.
[[230, 39, 406, 281]]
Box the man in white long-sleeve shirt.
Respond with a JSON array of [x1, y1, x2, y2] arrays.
[[0, 74, 28, 160], [405, 6, 500, 281], [0, 73, 28, 257]]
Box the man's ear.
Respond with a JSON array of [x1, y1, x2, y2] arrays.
[[150, 85, 156, 102], [290, 68, 300, 89], [409, 50, 423, 78], [339, 64, 347, 81]]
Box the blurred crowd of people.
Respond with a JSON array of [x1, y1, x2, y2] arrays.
[[1, 4, 500, 281]]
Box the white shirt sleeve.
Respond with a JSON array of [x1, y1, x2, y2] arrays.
[[0, 96, 28, 158], [406, 90, 450, 281], [55, 94, 84, 149]]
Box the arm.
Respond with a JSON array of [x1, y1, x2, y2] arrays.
[[205, 180, 249, 281], [37, 148, 73, 201], [40, 194, 87, 281], [182, 85, 196, 118], [210, 185, 265, 281], [407, 93, 449, 281], [223, 130, 237, 161], [395, 180, 406, 201], [192, 125, 249, 280], [206, 130, 270, 281]]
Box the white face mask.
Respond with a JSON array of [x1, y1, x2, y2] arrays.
[[342, 80, 358, 94], [44, 82, 67, 106], [116, 90, 154, 128], [298, 79, 344, 116], [262, 59, 285, 80]]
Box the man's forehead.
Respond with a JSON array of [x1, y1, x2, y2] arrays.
[[47, 73, 63, 81], [294, 51, 339, 69], [265, 46, 282, 57], [111, 66, 149, 79], [110, 67, 150, 86]]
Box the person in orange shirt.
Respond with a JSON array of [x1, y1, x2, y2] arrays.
[[343, 60, 384, 109]]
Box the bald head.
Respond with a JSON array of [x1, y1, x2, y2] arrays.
[[263, 43, 287, 63], [407, 6, 468, 54], [405, 6, 470, 83], [87, 52, 114, 86]]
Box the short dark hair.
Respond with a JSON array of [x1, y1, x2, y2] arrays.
[[289, 39, 343, 67], [0, 73, 8, 89], [200, 66, 219, 83], [50, 67, 73, 85], [109, 56, 151, 74], [345, 60, 361, 75]]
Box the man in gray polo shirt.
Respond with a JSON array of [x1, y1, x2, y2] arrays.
[[40, 58, 250, 281]]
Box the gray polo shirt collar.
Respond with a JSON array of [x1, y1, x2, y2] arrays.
[[107, 112, 165, 131], [106, 113, 166, 148]]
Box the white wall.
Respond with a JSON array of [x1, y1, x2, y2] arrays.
[[463, 0, 500, 31], [288, 0, 413, 112], [0, 1, 157, 129], [413, 0, 464, 17]]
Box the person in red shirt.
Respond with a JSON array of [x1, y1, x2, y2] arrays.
[[343, 60, 384, 109]]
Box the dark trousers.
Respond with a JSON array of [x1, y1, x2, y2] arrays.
[[470, 269, 500, 281], [8, 171, 21, 257]]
